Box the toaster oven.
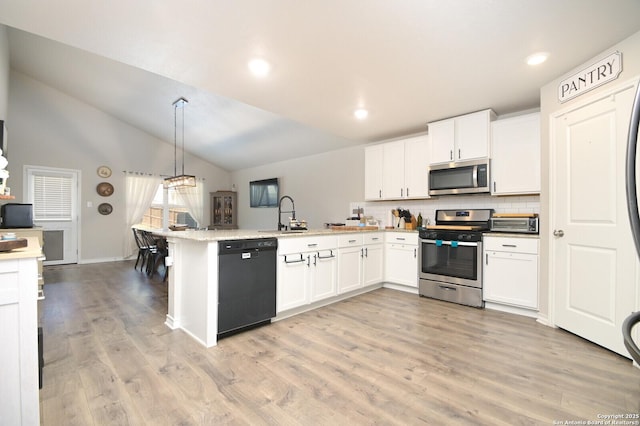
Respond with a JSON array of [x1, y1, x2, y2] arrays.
[[489, 216, 538, 234]]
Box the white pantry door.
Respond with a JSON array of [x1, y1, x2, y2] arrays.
[[551, 78, 638, 357]]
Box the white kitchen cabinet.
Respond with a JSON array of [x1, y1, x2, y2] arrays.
[[429, 109, 496, 164], [365, 135, 429, 200], [337, 233, 384, 293], [483, 236, 539, 310], [491, 112, 541, 195], [362, 234, 384, 286], [364, 135, 430, 200], [337, 244, 363, 293], [310, 249, 338, 302], [364, 144, 384, 200], [0, 239, 41, 426], [277, 236, 337, 313], [382, 140, 406, 199], [428, 119, 456, 164], [277, 253, 309, 312], [403, 135, 430, 198], [384, 232, 418, 287]]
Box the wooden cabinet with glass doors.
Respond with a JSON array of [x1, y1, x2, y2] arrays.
[[209, 191, 237, 229]]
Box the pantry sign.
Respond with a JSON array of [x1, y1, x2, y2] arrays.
[[558, 51, 622, 103]]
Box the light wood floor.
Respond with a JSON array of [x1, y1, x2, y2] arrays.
[[38, 261, 640, 425]]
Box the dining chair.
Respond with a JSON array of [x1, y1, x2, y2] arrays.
[[141, 230, 168, 280], [132, 228, 150, 271]]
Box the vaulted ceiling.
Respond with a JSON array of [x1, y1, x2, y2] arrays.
[[2, 1, 640, 170]]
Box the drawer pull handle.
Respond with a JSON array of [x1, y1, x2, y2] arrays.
[[317, 250, 335, 259], [307, 243, 318, 247], [284, 254, 305, 264], [502, 244, 517, 248], [349, 239, 357, 243]]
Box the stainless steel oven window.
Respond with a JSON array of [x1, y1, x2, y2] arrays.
[[419, 239, 482, 287]]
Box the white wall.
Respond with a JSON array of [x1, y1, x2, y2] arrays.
[[231, 145, 365, 230], [539, 29, 640, 320], [0, 26, 8, 120], [7, 71, 231, 262]]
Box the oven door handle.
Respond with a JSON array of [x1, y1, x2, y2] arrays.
[[421, 239, 479, 247]]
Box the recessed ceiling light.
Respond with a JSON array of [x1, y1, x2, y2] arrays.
[[248, 58, 270, 77], [354, 108, 369, 120], [526, 52, 549, 66]]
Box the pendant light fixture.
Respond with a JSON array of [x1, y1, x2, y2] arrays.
[[164, 97, 196, 188]]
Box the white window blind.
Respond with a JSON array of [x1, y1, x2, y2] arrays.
[[33, 174, 73, 220]]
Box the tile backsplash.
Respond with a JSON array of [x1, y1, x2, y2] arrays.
[[350, 194, 540, 228]]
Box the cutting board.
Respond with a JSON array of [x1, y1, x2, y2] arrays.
[[331, 226, 379, 231], [0, 238, 28, 252], [492, 213, 538, 218]]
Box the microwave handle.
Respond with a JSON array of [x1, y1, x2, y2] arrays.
[[472, 165, 478, 188]]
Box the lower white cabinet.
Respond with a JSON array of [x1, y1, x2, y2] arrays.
[[337, 233, 384, 294], [384, 232, 418, 287], [363, 235, 384, 286], [483, 236, 539, 310], [310, 249, 338, 302], [277, 253, 309, 312], [277, 236, 337, 313], [0, 254, 40, 425]]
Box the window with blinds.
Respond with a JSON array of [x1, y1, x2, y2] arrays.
[[33, 174, 73, 221]]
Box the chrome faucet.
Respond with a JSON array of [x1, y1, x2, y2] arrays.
[[278, 195, 296, 231]]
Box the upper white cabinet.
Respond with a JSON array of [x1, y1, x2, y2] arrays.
[[364, 144, 384, 200], [364, 135, 430, 200], [491, 112, 541, 195], [429, 109, 496, 164], [403, 135, 430, 199]]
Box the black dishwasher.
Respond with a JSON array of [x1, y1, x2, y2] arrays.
[[218, 238, 277, 339]]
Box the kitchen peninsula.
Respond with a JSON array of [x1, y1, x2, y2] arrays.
[[154, 228, 417, 348]]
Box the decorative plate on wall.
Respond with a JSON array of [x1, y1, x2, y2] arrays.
[[96, 182, 114, 197], [98, 203, 113, 215], [97, 165, 112, 178]]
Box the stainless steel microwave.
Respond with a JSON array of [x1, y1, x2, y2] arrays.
[[428, 159, 490, 196]]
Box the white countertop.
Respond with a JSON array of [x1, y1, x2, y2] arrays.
[[151, 227, 417, 242]]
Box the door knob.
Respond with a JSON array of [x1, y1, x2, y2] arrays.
[[553, 229, 564, 237]]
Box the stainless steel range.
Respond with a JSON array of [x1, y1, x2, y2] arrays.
[[418, 209, 493, 308]]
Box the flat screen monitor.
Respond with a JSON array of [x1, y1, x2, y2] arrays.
[[250, 178, 279, 208]]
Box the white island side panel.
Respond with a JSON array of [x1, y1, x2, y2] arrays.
[[166, 237, 219, 347]]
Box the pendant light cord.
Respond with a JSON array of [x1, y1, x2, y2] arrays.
[[181, 104, 185, 175], [174, 102, 178, 177]]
